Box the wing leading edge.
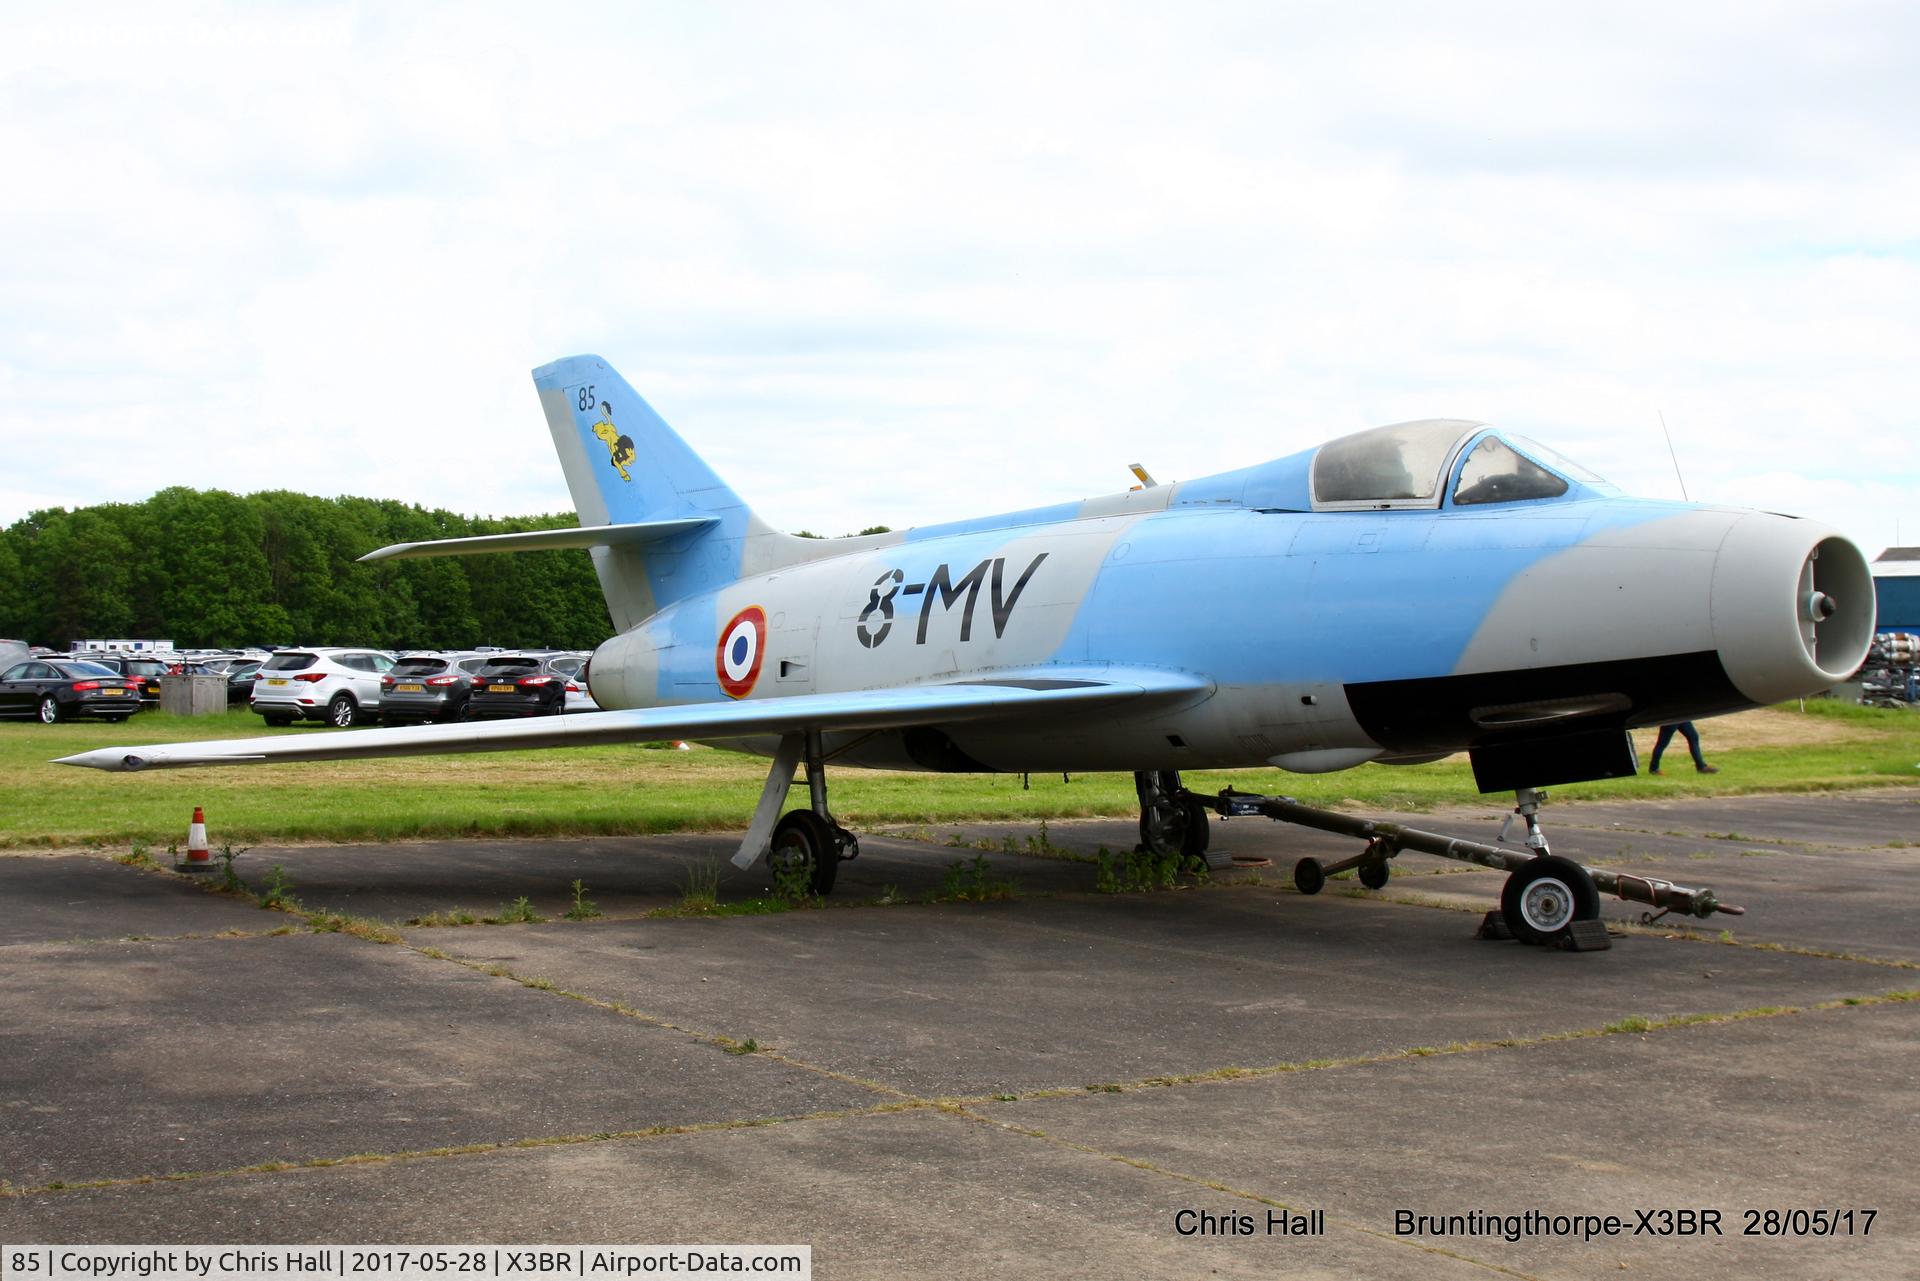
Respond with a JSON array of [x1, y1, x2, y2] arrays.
[[54, 669, 1212, 772], [356, 517, 718, 563]]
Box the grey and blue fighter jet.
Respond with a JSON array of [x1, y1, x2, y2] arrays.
[[60, 355, 1875, 939]]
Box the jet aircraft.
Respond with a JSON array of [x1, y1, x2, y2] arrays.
[[60, 355, 1876, 945]]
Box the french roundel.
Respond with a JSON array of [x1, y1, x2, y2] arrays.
[[716, 606, 767, 698]]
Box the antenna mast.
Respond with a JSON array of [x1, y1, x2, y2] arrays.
[[1657, 410, 1690, 502]]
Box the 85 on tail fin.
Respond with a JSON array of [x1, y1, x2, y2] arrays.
[[534, 355, 752, 535], [361, 356, 784, 632], [532, 354, 779, 628]]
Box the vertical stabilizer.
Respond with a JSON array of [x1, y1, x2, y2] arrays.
[[533, 354, 770, 630]]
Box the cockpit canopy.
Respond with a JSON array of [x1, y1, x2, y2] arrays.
[[1309, 419, 1605, 510]]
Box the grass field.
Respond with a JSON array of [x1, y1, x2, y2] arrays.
[[1, 702, 1915, 850]]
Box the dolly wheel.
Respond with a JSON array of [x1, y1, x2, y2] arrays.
[[1293, 857, 1327, 896]]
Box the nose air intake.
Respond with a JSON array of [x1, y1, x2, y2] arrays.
[[1798, 537, 1875, 671], [1712, 518, 1875, 706]]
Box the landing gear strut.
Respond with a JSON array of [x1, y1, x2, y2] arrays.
[[738, 730, 858, 895], [774, 729, 859, 895], [1135, 770, 1210, 860]]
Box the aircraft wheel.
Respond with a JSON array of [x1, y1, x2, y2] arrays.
[[38, 696, 62, 724], [1359, 860, 1390, 890], [769, 810, 840, 896], [1140, 794, 1209, 859], [1500, 855, 1599, 946]]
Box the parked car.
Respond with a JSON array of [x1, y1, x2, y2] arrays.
[[546, 652, 600, 713], [80, 654, 169, 705], [0, 660, 143, 723], [463, 653, 580, 720], [377, 652, 488, 725], [250, 648, 396, 727], [224, 659, 263, 704]]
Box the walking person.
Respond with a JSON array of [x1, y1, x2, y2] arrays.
[[1649, 721, 1717, 774]]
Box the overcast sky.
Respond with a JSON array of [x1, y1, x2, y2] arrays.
[[3, 1, 1915, 553]]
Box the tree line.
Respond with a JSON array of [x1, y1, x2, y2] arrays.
[[0, 488, 615, 651]]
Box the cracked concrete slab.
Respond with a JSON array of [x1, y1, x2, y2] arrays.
[[418, 890, 1891, 1099], [209, 832, 1098, 924], [0, 854, 271, 946], [3, 788, 1915, 1278], [0, 1108, 1517, 1280], [0, 933, 882, 1190], [972, 999, 1920, 1281]]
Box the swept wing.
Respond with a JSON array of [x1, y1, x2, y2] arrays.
[[55, 669, 1209, 772]]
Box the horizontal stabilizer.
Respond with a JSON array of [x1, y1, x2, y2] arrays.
[[56, 669, 1211, 772], [358, 517, 717, 563]]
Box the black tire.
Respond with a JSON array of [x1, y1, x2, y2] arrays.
[[769, 810, 840, 896], [37, 696, 61, 725], [1293, 857, 1327, 896], [1500, 855, 1600, 946], [326, 694, 358, 729], [263, 714, 295, 728], [1140, 794, 1210, 859]]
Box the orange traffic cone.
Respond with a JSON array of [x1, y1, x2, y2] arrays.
[[183, 806, 211, 871]]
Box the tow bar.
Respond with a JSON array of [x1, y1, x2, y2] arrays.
[[1199, 787, 1745, 950]]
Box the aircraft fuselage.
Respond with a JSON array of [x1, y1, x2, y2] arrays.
[[586, 483, 1871, 777]]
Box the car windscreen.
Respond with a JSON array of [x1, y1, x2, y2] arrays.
[[56, 661, 117, 676], [391, 658, 450, 676], [262, 653, 318, 672], [476, 659, 541, 677]]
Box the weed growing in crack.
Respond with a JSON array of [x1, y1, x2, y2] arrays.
[[680, 859, 722, 912], [486, 896, 545, 925], [1094, 845, 1207, 893], [771, 855, 816, 906], [940, 854, 1015, 902], [257, 865, 297, 910], [565, 879, 601, 921]]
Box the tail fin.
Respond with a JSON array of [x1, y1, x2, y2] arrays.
[[533, 354, 771, 630]]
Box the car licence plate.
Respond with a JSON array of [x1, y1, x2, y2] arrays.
[[397, 683, 424, 692], [266, 678, 288, 686], [98, 688, 128, 696], [488, 684, 516, 693]]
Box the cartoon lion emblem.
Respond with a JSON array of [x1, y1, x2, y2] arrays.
[[591, 401, 636, 482]]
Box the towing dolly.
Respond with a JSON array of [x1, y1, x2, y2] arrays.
[[1190, 784, 1746, 951]]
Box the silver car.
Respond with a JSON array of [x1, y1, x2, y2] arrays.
[[251, 647, 396, 727]]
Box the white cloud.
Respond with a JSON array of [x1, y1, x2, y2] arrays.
[[0, 0, 1914, 561]]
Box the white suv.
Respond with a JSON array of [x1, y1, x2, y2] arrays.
[[251, 647, 396, 728]]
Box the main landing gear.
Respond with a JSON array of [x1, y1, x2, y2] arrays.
[[738, 729, 859, 896], [1192, 785, 1744, 952], [1135, 770, 1211, 860]]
